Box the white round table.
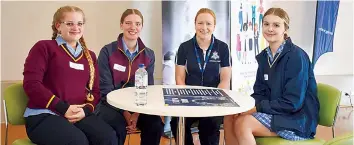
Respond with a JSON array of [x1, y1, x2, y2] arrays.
[[107, 85, 255, 145]]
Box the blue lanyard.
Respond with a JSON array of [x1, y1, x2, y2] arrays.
[[193, 36, 214, 85]]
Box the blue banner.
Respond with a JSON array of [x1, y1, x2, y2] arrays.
[[312, 0, 340, 66]]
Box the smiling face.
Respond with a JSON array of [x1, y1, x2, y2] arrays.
[[55, 12, 84, 44], [262, 14, 287, 43], [120, 14, 143, 41], [262, 8, 290, 44], [195, 13, 215, 41]]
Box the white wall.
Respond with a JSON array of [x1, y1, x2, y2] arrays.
[[0, 1, 163, 123], [2, 1, 351, 81], [316, 75, 354, 106], [1, 1, 353, 100], [132, 1, 163, 83], [271, 1, 354, 105], [1, 1, 163, 83], [271, 1, 353, 75], [0, 1, 353, 124], [271, 1, 317, 59]]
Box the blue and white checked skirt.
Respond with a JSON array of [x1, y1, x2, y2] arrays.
[[252, 112, 309, 141]]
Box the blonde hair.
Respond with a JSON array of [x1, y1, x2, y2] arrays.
[[120, 9, 144, 26], [51, 6, 95, 102], [263, 7, 290, 39], [195, 8, 216, 25]]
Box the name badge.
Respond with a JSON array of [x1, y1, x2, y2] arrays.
[[264, 74, 268, 80], [113, 63, 126, 72], [69, 61, 84, 70]]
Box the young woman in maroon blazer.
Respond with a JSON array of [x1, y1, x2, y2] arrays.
[[22, 5, 118, 145]]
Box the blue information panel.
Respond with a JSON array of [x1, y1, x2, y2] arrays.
[[163, 88, 239, 107]]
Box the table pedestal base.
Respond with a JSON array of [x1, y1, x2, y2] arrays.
[[177, 117, 185, 145]]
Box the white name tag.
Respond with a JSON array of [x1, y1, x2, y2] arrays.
[[113, 63, 126, 72], [264, 74, 268, 80], [69, 61, 84, 70]]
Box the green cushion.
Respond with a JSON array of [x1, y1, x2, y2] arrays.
[[4, 83, 28, 125], [255, 83, 341, 145], [12, 138, 36, 145], [324, 133, 353, 145], [256, 137, 325, 145], [317, 83, 341, 127]]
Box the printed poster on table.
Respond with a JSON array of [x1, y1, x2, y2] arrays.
[[163, 88, 239, 107]]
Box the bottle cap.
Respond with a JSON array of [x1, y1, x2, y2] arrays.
[[139, 64, 145, 68]]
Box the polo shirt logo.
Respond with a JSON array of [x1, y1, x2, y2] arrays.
[[210, 51, 220, 62]]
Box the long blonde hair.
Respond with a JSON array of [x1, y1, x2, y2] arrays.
[[52, 6, 95, 102]]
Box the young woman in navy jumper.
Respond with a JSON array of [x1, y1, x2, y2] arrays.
[[172, 8, 232, 145], [224, 8, 320, 145], [22, 6, 117, 145], [96, 9, 164, 145]]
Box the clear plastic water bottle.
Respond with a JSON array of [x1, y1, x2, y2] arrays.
[[135, 64, 148, 106]]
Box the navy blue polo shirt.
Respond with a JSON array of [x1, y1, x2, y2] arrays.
[[175, 36, 231, 87]]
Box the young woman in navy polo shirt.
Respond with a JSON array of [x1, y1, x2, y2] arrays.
[[224, 8, 320, 145], [96, 9, 163, 145], [23, 6, 117, 145], [172, 8, 232, 145]]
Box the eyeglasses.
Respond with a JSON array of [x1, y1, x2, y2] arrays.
[[61, 21, 85, 27]]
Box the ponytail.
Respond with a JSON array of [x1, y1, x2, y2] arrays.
[[79, 37, 95, 102], [51, 24, 58, 40]]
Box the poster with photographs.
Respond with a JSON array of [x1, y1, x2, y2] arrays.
[[231, 0, 269, 95]]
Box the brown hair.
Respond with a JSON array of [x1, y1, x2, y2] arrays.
[[263, 7, 290, 39], [120, 9, 144, 25], [195, 8, 216, 25], [51, 6, 95, 102]]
